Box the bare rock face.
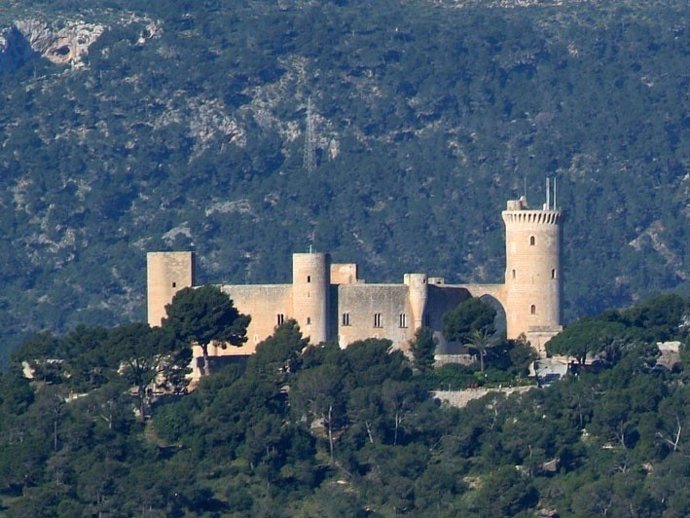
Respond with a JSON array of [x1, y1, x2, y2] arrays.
[[0, 18, 104, 72], [15, 19, 105, 66]]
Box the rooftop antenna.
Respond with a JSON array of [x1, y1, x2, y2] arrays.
[[522, 176, 527, 199], [545, 177, 550, 210], [303, 96, 316, 174], [554, 176, 557, 210]]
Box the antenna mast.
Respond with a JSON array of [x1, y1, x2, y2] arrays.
[[303, 97, 316, 174]]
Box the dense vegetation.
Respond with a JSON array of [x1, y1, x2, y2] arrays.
[[1, 293, 690, 516], [1, 0, 690, 366]]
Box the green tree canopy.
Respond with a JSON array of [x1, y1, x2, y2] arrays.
[[546, 317, 627, 365], [442, 297, 497, 344], [410, 327, 436, 373], [162, 285, 250, 376]]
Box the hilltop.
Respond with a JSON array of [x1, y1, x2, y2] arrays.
[[2, 294, 690, 515]]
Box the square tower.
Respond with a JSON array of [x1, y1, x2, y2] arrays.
[[147, 251, 195, 327]]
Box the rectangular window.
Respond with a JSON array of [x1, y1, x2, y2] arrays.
[[374, 313, 382, 328], [399, 313, 407, 328], [277, 314, 285, 325], [306, 317, 311, 325], [342, 313, 350, 326]]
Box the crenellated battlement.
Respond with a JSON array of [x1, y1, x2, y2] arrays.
[[501, 210, 561, 225]]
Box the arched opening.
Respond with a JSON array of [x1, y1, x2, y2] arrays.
[[429, 287, 507, 356], [436, 292, 508, 356], [530, 304, 536, 315], [529, 236, 536, 246], [479, 294, 507, 337]]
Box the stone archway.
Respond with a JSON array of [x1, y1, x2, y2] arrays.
[[456, 283, 508, 339], [477, 293, 507, 338]]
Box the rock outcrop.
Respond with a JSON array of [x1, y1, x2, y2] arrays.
[[0, 18, 104, 73]]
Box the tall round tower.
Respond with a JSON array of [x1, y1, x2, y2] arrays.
[[292, 252, 331, 344], [502, 186, 562, 351]]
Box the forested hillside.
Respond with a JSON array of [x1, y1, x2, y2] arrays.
[[1, 0, 690, 364], [2, 294, 690, 516]]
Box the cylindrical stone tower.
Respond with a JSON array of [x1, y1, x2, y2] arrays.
[[292, 252, 330, 344], [502, 195, 562, 343], [147, 251, 196, 327]]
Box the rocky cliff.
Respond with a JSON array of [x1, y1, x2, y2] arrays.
[[0, 18, 104, 73]]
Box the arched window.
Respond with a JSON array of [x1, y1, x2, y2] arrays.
[[529, 236, 536, 246], [530, 305, 536, 315]]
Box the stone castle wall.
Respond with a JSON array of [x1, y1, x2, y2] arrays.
[[219, 284, 293, 355], [336, 284, 414, 349], [146, 196, 564, 360]]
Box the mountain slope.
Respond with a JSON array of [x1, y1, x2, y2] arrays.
[[0, 0, 689, 363]]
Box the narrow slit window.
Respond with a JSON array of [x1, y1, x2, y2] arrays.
[[172, 282, 177, 288], [374, 313, 382, 328], [277, 314, 285, 325], [530, 305, 536, 315], [342, 313, 350, 326], [306, 317, 311, 325], [511, 269, 516, 279], [399, 313, 407, 328], [551, 269, 556, 279], [307, 275, 311, 283]]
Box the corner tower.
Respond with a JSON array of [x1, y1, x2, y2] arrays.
[[404, 273, 428, 332], [292, 252, 330, 344], [502, 183, 562, 353], [147, 251, 196, 327]]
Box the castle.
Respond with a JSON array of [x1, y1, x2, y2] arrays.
[[147, 191, 563, 367]]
